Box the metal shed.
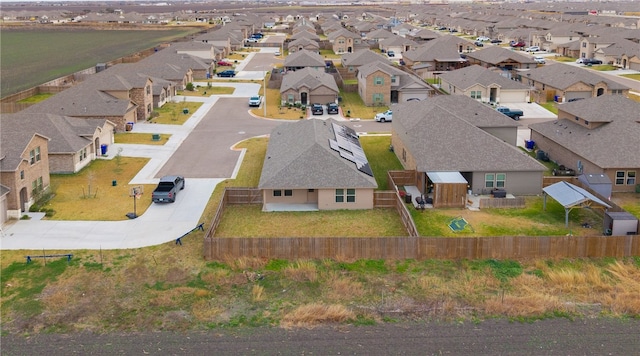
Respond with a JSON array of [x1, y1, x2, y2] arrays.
[[578, 173, 612, 200], [603, 211, 639, 236]]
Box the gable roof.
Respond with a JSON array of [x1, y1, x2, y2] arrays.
[[393, 96, 544, 172], [529, 95, 640, 168], [283, 49, 325, 68], [466, 46, 538, 65], [438, 65, 530, 90], [403, 35, 467, 62], [280, 67, 339, 93], [341, 49, 388, 67], [327, 28, 360, 41], [522, 63, 629, 91], [0, 128, 49, 172], [357, 60, 406, 78], [259, 119, 377, 189]]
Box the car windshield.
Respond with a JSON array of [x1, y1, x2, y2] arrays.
[[250, 96, 259, 100]]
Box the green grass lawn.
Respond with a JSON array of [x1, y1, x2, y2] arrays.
[[319, 49, 341, 59], [553, 56, 576, 62], [621, 73, 640, 81], [114, 132, 170, 145], [1, 28, 198, 98], [339, 91, 388, 119], [16, 93, 54, 103], [178, 86, 235, 96], [149, 102, 203, 124], [539, 101, 558, 115], [360, 136, 403, 190], [590, 64, 618, 71]]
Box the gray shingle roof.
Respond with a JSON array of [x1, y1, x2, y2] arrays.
[[403, 35, 467, 62], [522, 63, 629, 91], [529, 95, 640, 168], [259, 119, 378, 189], [438, 65, 530, 90], [280, 67, 339, 93], [341, 49, 388, 67], [283, 50, 325, 68], [0, 129, 49, 172], [393, 96, 544, 172], [466, 46, 538, 65]]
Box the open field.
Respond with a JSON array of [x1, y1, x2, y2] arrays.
[[0, 28, 198, 97]]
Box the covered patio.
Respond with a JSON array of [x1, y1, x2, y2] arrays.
[[542, 181, 611, 227]]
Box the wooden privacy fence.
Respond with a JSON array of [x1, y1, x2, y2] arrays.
[[204, 235, 640, 261], [480, 197, 526, 208]]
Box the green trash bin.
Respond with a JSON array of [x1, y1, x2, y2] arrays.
[[182, 108, 189, 114]]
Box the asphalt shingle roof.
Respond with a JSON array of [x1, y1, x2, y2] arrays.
[[280, 67, 339, 93], [438, 65, 530, 90]]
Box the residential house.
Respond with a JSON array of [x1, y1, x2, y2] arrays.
[[258, 118, 377, 211], [327, 28, 361, 54], [357, 61, 432, 106], [402, 35, 469, 76], [290, 30, 320, 42], [465, 46, 539, 75], [438, 65, 531, 104], [593, 39, 640, 67], [520, 63, 630, 103], [364, 28, 395, 43], [2, 113, 115, 174], [579, 35, 618, 60], [341, 49, 388, 73], [390, 96, 546, 200], [0, 122, 50, 223], [287, 37, 320, 53], [283, 50, 326, 71], [621, 53, 640, 71], [529, 95, 640, 193], [280, 67, 339, 106], [378, 35, 418, 55], [406, 28, 440, 43]]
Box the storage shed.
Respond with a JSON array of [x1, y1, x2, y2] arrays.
[[427, 172, 468, 208], [603, 211, 639, 236], [578, 173, 612, 200]]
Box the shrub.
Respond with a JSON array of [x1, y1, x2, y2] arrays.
[[185, 82, 194, 91]]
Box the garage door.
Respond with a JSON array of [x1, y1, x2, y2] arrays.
[[629, 61, 640, 71], [399, 92, 429, 102], [310, 94, 336, 105], [565, 91, 591, 101], [499, 90, 527, 103]]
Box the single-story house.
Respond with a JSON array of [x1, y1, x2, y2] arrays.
[[438, 65, 531, 104], [529, 95, 640, 193], [391, 96, 546, 199], [283, 50, 326, 71], [258, 118, 378, 211], [280, 67, 339, 106]]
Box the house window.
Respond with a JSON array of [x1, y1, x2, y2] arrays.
[[346, 189, 356, 203], [79, 148, 87, 161], [273, 190, 282, 196], [35, 147, 41, 162], [32, 177, 43, 194], [374, 76, 384, 85], [496, 173, 506, 188], [20, 170, 25, 180], [485, 174, 495, 188], [616, 171, 636, 185], [288, 94, 294, 104], [335, 189, 344, 203], [29, 149, 36, 164], [391, 76, 397, 84], [146, 86, 151, 95], [582, 42, 586, 48], [373, 93, 384, 103], [284, 189, 293, 196], [470, 91, 481, 99]]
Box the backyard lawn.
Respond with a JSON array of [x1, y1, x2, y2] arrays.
[[339, 91, 388, 119]]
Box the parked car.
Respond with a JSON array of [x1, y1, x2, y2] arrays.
[[326, 102, 339, 114], [510, 40, 526, 48], [533, 56, 546, 64], [476, 36, 490, 42], [490, 39, 502, 44], [374, 110, 393, 122], [552, 165, 576, 176], [245, 38, 259, 43], [274, 50, 281, 56], [474, 41, 484, 47], [216, 70, 236, 77], [496, 106, 524, 120], [311, 103, 324, 115], [525, 46, 540, 52], [251, 33, 263, 39], [387, 50, 395, 57], [567, 98, 585, 102], [152, 175, 185, 203], [217, 60, 233, 66], [248, 95, 262, 107]]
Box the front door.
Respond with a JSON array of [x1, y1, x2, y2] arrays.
[[19, 187, 27, 212], [490, 87, 497, 103], [301, 92, 308, 105]]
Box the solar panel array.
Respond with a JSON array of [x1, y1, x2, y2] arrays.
[[329, 122, 373, 176]]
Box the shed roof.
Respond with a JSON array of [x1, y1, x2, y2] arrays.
[[542, 181, 610, 209]]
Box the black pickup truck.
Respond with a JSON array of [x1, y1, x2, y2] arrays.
[[496, 106, 524, 120], [152, 175, 185, 203]]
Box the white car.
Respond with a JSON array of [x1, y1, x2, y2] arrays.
[[274, 50, 281, 56], [245, 38, 259, 43], [476, 36, 490, 42], [374, 110, 392, 122], [533, 56, 546, 64], [248, 96, 262, 107], [525, 46, 540, 52]]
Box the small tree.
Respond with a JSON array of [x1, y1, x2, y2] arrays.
[[185, 82, 195, 91]]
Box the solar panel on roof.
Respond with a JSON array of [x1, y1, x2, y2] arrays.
[[328, 123, 373, 176]]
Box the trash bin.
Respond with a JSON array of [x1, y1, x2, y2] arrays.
[[525, 140, 535, 150], [112, 180, 117, 186], [554, 95, 559, 102], [125, 122, 134, 131], [100, 144, 108, 155], [405, 193, 412, 204], [182, 108, 189, 114]]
